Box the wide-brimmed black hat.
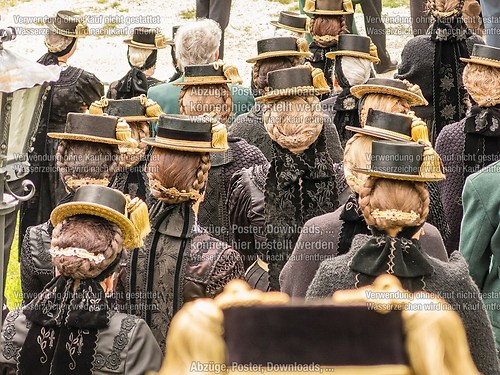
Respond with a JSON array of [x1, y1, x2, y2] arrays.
[[303, 0, 354, 15], [48, 113, 135, 146], [270, 11, 310, 34], [351, 78, 428, 107], [45, 10, 88, 38], [89, 95, 162, 122], [353, 140, 445, 182], [173, 61, 242, 86], [256, 65, 330, 102], [123, 27, 170, 50], [142, 114, 229, 153], [325, 34, 380, 63], [346, 109, 414, 142], [246, 37, 311, 63], [461, 44, 500, 69], [51, 185, 150, 249]]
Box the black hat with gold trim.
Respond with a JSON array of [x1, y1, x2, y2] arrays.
[[246, 37, 311, 63], [351, 78, 429, 107], [353, 140, 446, 182], [325, 34, 380, 63], [173, 60, 243, 86], [303, 0, 354, 15], [460, 43, 500, 69], [270, 11, 310, 34], [51, 185, 151, 249], [48, 113, 137, 146], [142, 114, 229, 153], [89, 95, 163, 122], [256, 64, 330, 102], [346, 109, 414, 142], [45, 10, 88, 38], [123, 27, 170, 50]]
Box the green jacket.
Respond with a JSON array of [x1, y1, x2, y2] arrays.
[[147, 76, 255, 123], [460, 160, 500, 352]]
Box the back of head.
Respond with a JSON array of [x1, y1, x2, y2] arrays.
[[359, 94, 411, 126], [359, 177, 429, 232], [51, 214, 124, 279], [427, 0, 461, 14], [253, 57, 301, 95], [337, 56, 371, 87], [310, 15, 345, 48], [179, 84, 232, 123], [262, 96, 323, 153], [44, 31, 74, 53], [147, 148, 211, 203], [56, 140, 119, 190], [128, 46, 155, 69], [463, 63, 500, 107], [343, 133, 375, 194], [175, 19, 222, 70]]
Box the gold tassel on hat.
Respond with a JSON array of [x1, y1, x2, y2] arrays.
[[296, 37, 310, 53], [223, 64, 243, 84], [310, 67, 330, 91], [411, 115, 431, 144], [75, 22, 89, 37], [303, 0, 316, 12], [139, 94, 164, 118], [127, 197, 151, 247], [404, 80, 429, 106], [305, 17, 311, 32], [343, 0, 354, 13], [369, 41, 380, 63], [211, 121, 228, 149], [89, 97, 108, 115], [154, 32, 167, 48], [420, 144, 446, 180], [115, 119, 138, 147]]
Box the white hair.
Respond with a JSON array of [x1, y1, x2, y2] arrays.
[[128, 46, 155, 68], [175, 19, 222, 70], [44, 32, 74, 53], [336, 56, 371, 86]]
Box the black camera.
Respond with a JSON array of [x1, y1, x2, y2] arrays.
[[0, 26, 17, 43]]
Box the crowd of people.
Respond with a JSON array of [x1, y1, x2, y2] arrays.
[[0, 0, 499, 373]]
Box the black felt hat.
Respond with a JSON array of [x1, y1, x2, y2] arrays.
[[48, 113, 135, 146], [173, 61, 242, 86], [325, 34, 380, 63], [353, 140, 446, 182], [461, 44, 500, 69], [270, 11, 310, 34], [89, 95, 162, 122], [45, 10, 88, 38], [246, 36, 311, 63], [256, 65, 330, 102], [123, 27, 170, 50], [142, 114, 229, 153], [351, 78, 428, 107], [346, 109, 414, 142], [303, 0, 354, 15], [51, 185, 149, 249]]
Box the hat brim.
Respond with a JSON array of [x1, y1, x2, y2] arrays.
[[255, 86, 330, 102], [142, 137, 229, 153], [172, 79, 232, 86], [352, 167, 446, 182], [246, 51, 312, 63], [119, 115, 159, 122], [270, 21, 308, 34], [123, 39, 171, 50], [345, 126, 412, 142], [307, 9, 354, 15], [326, 50, 380, 63], [50, 202, 140, 249], [47, 132, 129, 146], [350, 85, 427, 107], [45, 19, 87, 38], [460, 56, 500, 69]]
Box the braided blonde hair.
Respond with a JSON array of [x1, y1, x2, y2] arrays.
[[262, 95, 323, 153], [359, 177, 429, 231], [179, 84, 232, 124], [463, 63, 500, 107], [343, 133, 376, 194], [147, 148, 211, 204], [51, 215, 124, 280]]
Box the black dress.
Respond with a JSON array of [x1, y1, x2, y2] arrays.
[[19, 65, 104, 244]]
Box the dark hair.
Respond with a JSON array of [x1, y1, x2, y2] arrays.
[[179, 84, 232, 124], [310, 15, 346, 48]]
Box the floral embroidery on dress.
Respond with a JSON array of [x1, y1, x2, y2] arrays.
[[2, 310, 21, 360]]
